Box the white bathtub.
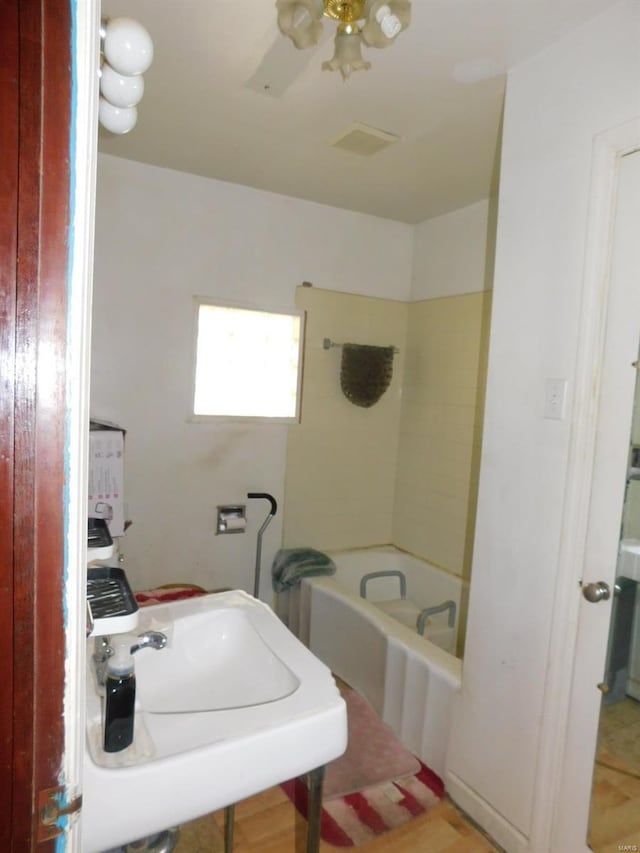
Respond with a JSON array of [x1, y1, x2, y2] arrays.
[[284, 547, 462, 779]]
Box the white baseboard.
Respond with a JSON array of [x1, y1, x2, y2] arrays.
[[445, 771, 529, 853]]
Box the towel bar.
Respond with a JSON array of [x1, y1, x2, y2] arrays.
[[323, 337, 399, 354]]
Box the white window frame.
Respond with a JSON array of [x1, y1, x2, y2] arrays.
[[189, 296, 305, 424]]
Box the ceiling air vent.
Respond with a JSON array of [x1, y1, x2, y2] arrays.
[[329, 122, 400, 156]]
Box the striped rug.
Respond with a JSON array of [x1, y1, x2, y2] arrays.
[[281, 761, 444, 847]]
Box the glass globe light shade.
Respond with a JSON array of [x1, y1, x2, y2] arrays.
[[376, 5, 402, 38], [276, 0, 323, 49], [322, 33, 371, 81], [362, 0, 411, 49], [98, 98, 138, 134], [100, 62, 145, 108], [103, 17, 153, 76]]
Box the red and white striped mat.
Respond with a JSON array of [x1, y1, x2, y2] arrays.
[[281, 761, 444, 847]]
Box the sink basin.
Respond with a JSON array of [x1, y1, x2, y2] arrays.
[[82, 590, 347, 853], [136, 608, 300, 713]]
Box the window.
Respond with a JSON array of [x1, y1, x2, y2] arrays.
[[192, 298, 304, 421]]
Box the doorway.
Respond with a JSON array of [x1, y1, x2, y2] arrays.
[[588, 158, 640, 847], [547, 133, 640, 853], [578, 146, 640, 850]]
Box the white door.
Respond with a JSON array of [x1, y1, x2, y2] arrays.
[[551, 147, 640, 851]]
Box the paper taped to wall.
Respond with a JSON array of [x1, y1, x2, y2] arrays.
[[88, 429, 125, 537]]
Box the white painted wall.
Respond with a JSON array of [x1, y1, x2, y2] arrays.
[[91, 154, 413, 596], [411, 199, 494, 300], [446, 2, 640, 849]]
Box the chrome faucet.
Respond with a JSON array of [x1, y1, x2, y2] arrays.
[[91, 631, 168, 686], [130, 631, 168, 654]]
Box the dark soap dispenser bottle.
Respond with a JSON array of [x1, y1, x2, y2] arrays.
[[104, 635, 136, 753]]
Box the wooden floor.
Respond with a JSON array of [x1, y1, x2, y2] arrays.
[[173, 674, 501, 852], [589, 696, 640, 853], [174, 787, 501, 853], [169, 697, 640, 853]]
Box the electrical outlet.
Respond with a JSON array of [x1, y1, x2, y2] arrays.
[[544, 378, 567, 420]]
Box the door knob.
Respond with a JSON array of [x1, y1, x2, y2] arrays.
[[582, 581, 611, 603]]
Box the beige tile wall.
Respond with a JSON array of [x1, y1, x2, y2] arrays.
[[283, 286, 408, 550], [392, 292, 492, 580], [284, 287, 491, 591]]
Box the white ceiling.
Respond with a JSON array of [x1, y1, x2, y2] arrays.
[[98, 0, 618, 224]]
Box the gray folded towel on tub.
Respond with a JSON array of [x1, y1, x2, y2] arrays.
[[271, 548, 336, 592]]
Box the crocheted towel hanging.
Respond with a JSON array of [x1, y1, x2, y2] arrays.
[[340, 343, 395, 408]]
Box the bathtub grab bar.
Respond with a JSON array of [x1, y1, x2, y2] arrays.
[[360, 570, 407, 600], [417, 601, 456, 635]]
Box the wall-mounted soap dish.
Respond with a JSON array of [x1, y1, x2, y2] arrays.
[[88, 517, 115, 562], [87, 566, 139, 636]]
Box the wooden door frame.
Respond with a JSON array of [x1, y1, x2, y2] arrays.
[[0, 2, 96, 849], [0, 2, 20, 844]]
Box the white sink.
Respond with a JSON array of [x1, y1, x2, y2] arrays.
[[618, 539, 640, 583], [82, 590, 347, 853]]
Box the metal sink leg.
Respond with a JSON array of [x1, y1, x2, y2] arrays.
[[224, 804, 234, 853], [306, 765, 325, 853]]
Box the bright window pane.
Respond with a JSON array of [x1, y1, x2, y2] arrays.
[[193, 302, 302, 419]]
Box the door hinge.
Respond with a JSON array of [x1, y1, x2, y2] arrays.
[[37, 786, 83, 843]]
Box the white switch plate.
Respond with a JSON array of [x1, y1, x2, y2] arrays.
[[544, 378, 567, 420]]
